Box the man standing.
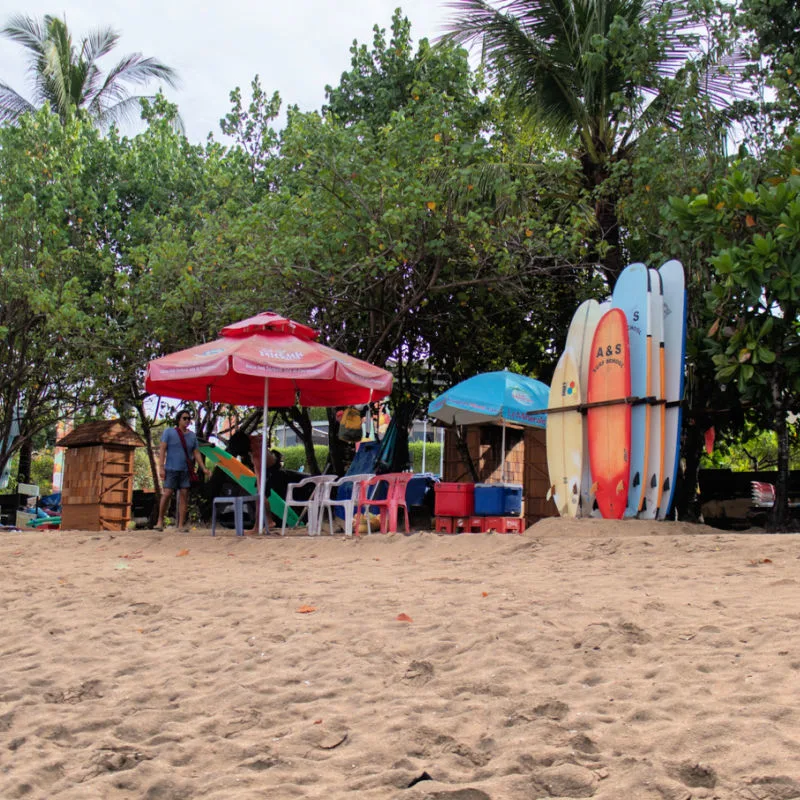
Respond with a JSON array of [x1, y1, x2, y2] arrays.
[[155, 410, 210, 531]]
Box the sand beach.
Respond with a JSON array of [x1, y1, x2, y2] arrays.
[[2, 518, 800, 799]]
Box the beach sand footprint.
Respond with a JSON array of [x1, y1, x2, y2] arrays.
[[666, 759, 717, 788], [403, 660, 435, 686], [43, 680, 103, 705], [531, 762, 598, 797], [739, 775, 800, 799]]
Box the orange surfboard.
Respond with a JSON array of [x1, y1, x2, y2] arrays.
[[587, 308, 632, 519]]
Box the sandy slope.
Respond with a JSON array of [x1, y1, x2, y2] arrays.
[[2, 518, 800, 799]]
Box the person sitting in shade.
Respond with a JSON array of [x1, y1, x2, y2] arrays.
[[155, 409, 210, 531]]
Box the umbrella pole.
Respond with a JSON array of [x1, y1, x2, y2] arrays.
[[501, 421, 506, 483], [259, 379, 269, 534], [421, 418, 427, 474]]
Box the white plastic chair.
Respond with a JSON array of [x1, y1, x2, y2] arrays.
[[316, 474, 374, 537], [280, 475, 337, 536]]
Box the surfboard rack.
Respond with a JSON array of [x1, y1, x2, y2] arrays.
[[527, 394, 669, 417]]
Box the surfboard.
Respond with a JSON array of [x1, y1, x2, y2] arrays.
[[657, 260, 687, 520], [640, 269, 665, 519], [587, 308, 631, 519], [611, 263, 650, 517], [565, 299, 604, 517], [198, 444, 299, 526], [546, 348, 583, 517]]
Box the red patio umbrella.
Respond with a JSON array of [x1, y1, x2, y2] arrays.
[[145, 312, 393, 533]]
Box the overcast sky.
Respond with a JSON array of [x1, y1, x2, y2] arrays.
[[0, 1, 456, 143]]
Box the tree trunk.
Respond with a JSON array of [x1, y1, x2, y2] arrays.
[[327, 408, 346, 476], [16, 439, 31, 485], [581, 155, 623, 290], [678, 418, 705, 523], [595, 194, 623, 289], [769, 378, 789, 531], [284, 407, 321, 474], [135, 402, 161, 526]]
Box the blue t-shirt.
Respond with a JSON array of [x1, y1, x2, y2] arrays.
[[161, 427, 198, 471]]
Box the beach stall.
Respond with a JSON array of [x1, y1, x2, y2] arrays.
[[58, 420, 145, 531], [428, 371, 558, 531]]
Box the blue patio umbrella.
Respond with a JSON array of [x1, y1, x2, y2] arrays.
[[427, 370, 549, 481]]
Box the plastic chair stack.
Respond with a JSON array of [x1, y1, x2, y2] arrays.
[[354, 472, 414, 535], [280, 475, 337, 536], [316, 474, 374, 536]]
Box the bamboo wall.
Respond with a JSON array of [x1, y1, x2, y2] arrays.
[[443, 424, 557, 526], [61, 445, 136, 531]]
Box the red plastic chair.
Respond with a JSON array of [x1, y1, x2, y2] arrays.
[[354, 472, 414, 534]]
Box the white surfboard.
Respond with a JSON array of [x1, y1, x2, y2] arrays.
[[640, 269, 665, 519], [657, 260, 687, 520], [546, 348, 583, 517], [565, 299, 604, 516], [612, 263, 651, 517]]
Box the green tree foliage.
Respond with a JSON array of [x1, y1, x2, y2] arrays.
[[0, 14, 178, 127], [703, 422, 800, 472], [219, 75, 282, 191], [739, 0, 800, 129], [0, 109, 114, 479], [264, 11, 594, 393], [667, 137, 800, 526], [443, 0, 746, 287]]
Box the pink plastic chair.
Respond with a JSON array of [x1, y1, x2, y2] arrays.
[[354, 472, 414, 535]]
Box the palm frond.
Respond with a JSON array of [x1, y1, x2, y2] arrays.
[[41, 17, 77, 120], [0, 81, 35, 123], [90, 54, 179, 114], [95, 94, 185, 134], [2, 13, 48, 53], [104, 54, 179, 90], [444, 0, 586, 137], [0, 13, 179, 128], [81, 26, 119, 64]]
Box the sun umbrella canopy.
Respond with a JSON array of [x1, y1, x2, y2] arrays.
[[145, 312, 393, 534], [428, 370, 548, 428], [145, 312, 393, 406]]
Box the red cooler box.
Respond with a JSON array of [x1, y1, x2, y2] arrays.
[[434, 482, 475, 517]]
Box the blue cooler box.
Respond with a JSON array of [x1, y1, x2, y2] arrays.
[[474, 483, 523, 516]]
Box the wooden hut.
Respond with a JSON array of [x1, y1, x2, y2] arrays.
[[442, 424, 557, 527], [57, 420, 145, 531]]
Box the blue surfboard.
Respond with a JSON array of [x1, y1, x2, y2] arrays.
[[657, 260, 687, 520], [612, 263, 650, 517]]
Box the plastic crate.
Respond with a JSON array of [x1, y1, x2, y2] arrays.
[[434, 482, 475, 517], [434, 516, 470, 534], [474, 483, 523, 516], [469, 516, 524, 534]]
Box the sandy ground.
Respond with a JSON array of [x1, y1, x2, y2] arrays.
[[2, 518, 800, 800]]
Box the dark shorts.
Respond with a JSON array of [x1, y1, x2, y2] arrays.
[[164, 469, 191, 490]]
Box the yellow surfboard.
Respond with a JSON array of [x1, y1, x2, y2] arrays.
[[546, 348, 583, 517]]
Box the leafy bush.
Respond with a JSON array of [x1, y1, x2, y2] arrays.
[[278, 444, 330, 472], [275, 441, 442, 474], [409, 441, 441, 474]]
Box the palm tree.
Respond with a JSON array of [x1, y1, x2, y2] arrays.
[[443, 0, 742, 286], [0, 14, 178, 127]]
